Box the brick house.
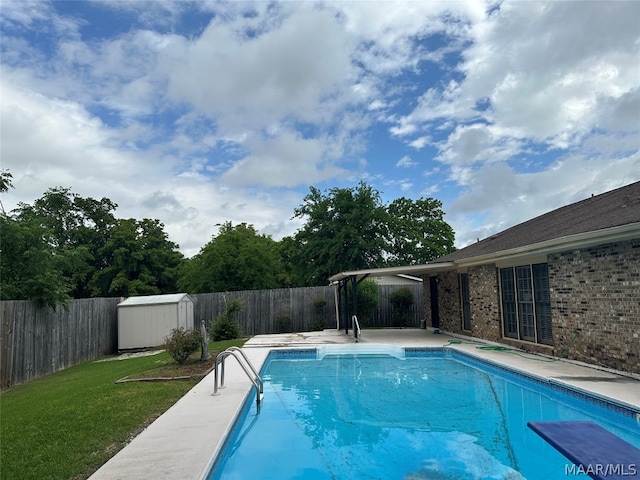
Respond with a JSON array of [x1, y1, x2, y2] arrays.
[[425, 181, 640, 375], [330, 181, 640, 375]]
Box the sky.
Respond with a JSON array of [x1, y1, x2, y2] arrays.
[[1, 0, 639, 259]]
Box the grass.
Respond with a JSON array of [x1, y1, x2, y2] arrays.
[[0, 338, 246, 480]]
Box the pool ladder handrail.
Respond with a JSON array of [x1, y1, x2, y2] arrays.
[[352, 315, 361, 342], [212, 347, 263, 406]]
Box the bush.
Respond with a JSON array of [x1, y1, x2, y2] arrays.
[[311, 317, 325, 331], [277, 315, 292, 333], [351, 279, 378, 326], [210, 299, 244, 341], [164, 327, 202, 364], [311, 298, 326, 331], [390, 287, 414, 327]]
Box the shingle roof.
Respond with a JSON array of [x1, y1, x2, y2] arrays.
[[436, 181, 640, 263]]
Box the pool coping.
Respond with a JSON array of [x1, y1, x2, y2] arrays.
[[87, 329, 640, 480]]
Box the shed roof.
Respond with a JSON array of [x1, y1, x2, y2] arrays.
[[117, 293, 192, 307], [435, 180, 640, 263]]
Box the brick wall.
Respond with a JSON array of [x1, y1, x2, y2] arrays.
[[549, 239, 640, 374], [422, 271, 461, 332], [468, 264, 502, 342], [424, 238, 640, 375]]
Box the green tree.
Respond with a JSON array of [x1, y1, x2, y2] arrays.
[[385, 197, 455, 265], [1, 177, 72, 307], [291, 183, 456, 284], [276, 235, 305, 287], [0, 169, 14, 213], [292, 182, 388, 286], [90, 218, 183, 297], [178, 222, 284, 293], [14, 187, 118, 298], [0, 215, 71, 308]]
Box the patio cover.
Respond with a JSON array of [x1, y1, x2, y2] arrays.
[[329, 263, 454, 336]]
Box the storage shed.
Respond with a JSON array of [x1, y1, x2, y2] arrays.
[[117, 293, 194, 351]]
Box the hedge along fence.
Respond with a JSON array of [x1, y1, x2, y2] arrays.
[[0, 284, 423, 389]]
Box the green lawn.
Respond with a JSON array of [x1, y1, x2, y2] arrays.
[[0, 339, 245, 480]]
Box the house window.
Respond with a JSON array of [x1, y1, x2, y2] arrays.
[[460, 273, 471, 330], [499, 263, 553, 345]]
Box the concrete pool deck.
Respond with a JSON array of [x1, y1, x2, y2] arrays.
[[88, 329, 640, 480]]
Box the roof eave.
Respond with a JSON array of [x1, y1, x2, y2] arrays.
[[456, 222, 640, 268], [328, 223, 639, 282]]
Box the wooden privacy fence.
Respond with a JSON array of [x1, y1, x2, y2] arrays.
[[0, 297, 119, 389], [0, 284, 423, 389], [194, 284, 424, 333], [366, 284, 424, 328], [193, 286, 338, 334]]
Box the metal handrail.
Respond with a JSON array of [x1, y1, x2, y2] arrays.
[[212, 348, 263, 406], [352, 315, 361, 342], [224, 347, 263, 394]]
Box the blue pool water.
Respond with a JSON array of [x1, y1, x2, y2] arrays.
[[208, 348, 640, 480]]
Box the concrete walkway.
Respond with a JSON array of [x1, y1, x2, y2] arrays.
[[88, 329, 640, 480]]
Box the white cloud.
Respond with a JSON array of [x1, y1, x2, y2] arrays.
[[437, 123, 524, 170], [409, 136, 431, 150], [158, 6, 357, 131], [368, 99, 387, 111], [2, 0, 638, 260], [0, 79, 133, 198], [220, 130, 345, 187], [0, 75, 305, 258], [396, 156, 417, 168], [447, 150, 640, 248], [395, 1, 640, 168], [337, 1, 486, 73]]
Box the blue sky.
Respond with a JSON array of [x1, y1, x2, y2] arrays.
[[1, 1, 639, 258]]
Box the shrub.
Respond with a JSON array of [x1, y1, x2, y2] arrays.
[[277, 315, 292, 333], [311, 298, 326, 331], [210, 299, 244, 341], [350, 279, 378, 326], [390, 287, 414, 327], [164, 327, 202, 364]]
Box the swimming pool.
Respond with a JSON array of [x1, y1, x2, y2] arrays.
[[207, 346, 640, 480]]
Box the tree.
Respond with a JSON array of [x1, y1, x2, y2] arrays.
[[385, 197, 455, 266], [90, 218, 183, 297], [276, 235, 305, 287], [14, 187, 118, 298], [292, 182, 388, 286], [3, 182, 183, 301], [178, 222, 284, 293], [0, 169, 14, 213], [0, 215, 71, 308], [1, 175, 72, 308]]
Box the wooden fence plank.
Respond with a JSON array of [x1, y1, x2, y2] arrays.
[[0, 302, 15, 389]]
